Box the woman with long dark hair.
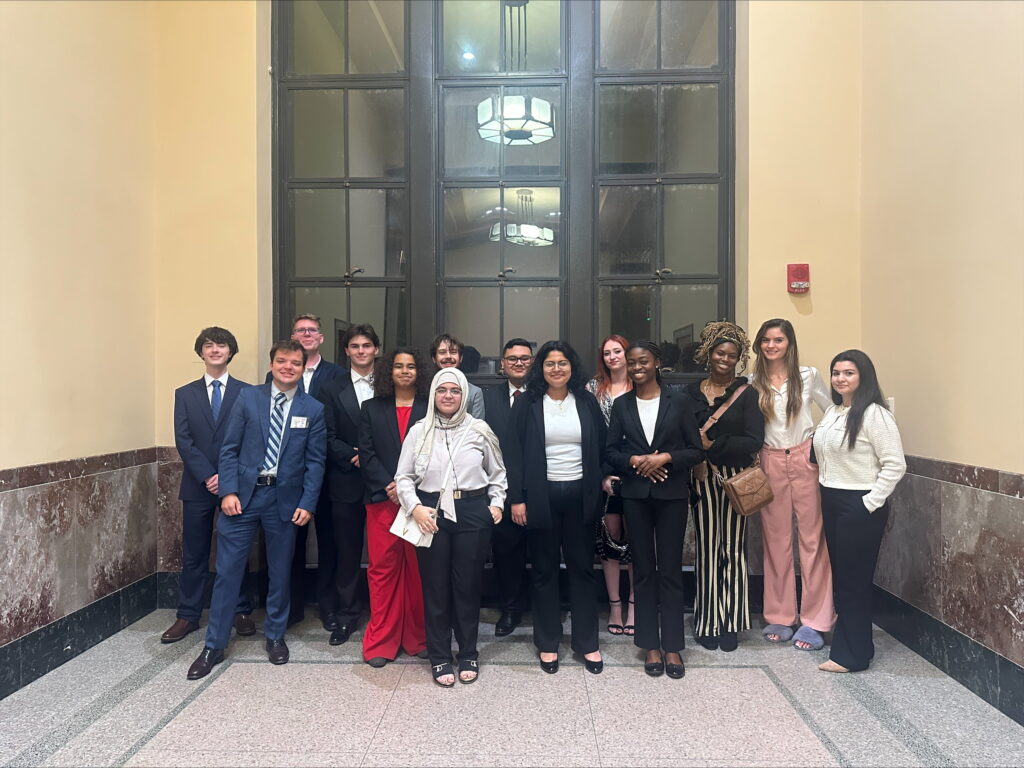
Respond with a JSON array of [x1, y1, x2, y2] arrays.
[[506, 340, 608, 674], [357, 348, 429, 667], [750, 319, 835, 651], [585, 334, 636, 636], [814, 350, 905, 673], [606, 341, 704, 678], [684, 321, 764, 652]]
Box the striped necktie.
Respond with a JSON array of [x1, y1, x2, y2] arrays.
[[261, 392, 287, 472], [211, 380, 222, 422]]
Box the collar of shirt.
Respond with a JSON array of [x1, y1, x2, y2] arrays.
[[204, 372, 229, 389], [270, 383, 297, 402], [508, 383, 523, 402], [351, 368, 373, 386]]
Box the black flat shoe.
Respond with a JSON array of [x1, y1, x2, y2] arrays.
[[644, 661, 665, 677], [696, 634, 719, 651], [495, 611, 521, 637], [329, 623, 354, 646], [538, 653, 559, 674], [584, 657, 603, 674], [665, 653, 685, 679], [719, 631, 738, 652]]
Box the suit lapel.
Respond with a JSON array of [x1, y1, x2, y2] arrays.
[[340, 377, 361, 427], [575, 394, 592, 455], [193, 378, 215, 432], [280, 392, 303, 457], [531, 397, 546, 449], [650, 390, 671, 450], [384, 399, 401, 458], [626, 394, 649, 451], [214, 375, 241, 435], [257, 384, 272, 447], [306, 365, 321, 397]]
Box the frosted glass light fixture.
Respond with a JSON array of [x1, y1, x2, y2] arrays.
[[488, 189, 555, 247], [477, 94, 555, 145]]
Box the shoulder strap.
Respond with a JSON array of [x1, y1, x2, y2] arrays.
[[700, 384, 748, 434]]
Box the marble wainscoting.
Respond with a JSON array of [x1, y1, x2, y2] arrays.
[[0, 450, 159, 699], [874, 455, 1024, 725]]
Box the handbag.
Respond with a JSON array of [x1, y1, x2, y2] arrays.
[[389, 506, 434, 547], [594, 495, 631, 563], [700, 384, 774, 517]]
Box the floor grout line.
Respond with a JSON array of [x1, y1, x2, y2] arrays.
[[359, 662, 407, 768]]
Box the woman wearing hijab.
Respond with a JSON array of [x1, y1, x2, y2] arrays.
[[394, 367, 507, 687]]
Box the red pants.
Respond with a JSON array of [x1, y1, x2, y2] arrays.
[[760, 440, 835, 632], [362, 500, 426, 660]]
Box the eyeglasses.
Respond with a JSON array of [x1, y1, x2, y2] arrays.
[[503, 355, 533, 365], [435, 387, 463, 396], [542, 360, 571, 370], [292, 327, 321, 336]]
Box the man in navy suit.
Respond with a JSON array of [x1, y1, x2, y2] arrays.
[[162, 327, 256, 644], [269, 314, 346, 629], [187, 340, 327, 679]]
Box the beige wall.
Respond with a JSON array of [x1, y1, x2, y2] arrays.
[[860, 0, 1024, 473]]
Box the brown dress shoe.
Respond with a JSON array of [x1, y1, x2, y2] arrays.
[[161, 618, 200, 644], [233, 613, 256, 636], [187, 648, 225, 680]]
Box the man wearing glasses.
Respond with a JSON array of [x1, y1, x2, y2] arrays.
[[483, 338, 534, 636], [430, 333, 485, 419]]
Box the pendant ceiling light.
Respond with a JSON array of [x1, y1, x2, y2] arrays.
[[489, 189, 555, 247]]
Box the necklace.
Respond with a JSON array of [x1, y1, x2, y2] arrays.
[[545, 392, 571, 415]]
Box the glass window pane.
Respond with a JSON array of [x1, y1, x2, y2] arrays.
[[660, 284, 719, 373], [443, 0, 500, 74], [664, 184, 718, 275], [503, 285, 560, 356], [599, 285, 652, 347], [349, 286, 409, 351], [598, 185, 656, 275], [349, 189, 407, 277], [444, 88, 500, 178], [503, 87, 562, 176], [504, 0, 562, 73], [293, 189, 346, 278], [443, 188, 501, 278], [662, 0, 719, 69], [599, 85, 657, 175], [291, 286, 348, 364], [447, 286, 501, 362], [349, 89, 405, 178], [292, 90, 344, 178], [599, 0, 656, 71], [348, 0, 404, 73], [503, 187, 560, 277], [663, 84, 719, 174], [289, 0, 344, 75]]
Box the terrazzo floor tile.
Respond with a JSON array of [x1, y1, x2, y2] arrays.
[[359, 753, 597, 767], [585, 665, 839, 766], [124, 748, 365, 767]]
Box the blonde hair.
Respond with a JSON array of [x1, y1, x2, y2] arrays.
[[693, 321, 751, 374]]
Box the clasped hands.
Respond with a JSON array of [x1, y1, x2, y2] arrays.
[[630, 451, 670, 483], [221, 493, 312, 526]]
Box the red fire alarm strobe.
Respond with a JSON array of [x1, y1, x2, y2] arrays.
[[788, 263, 810, 294]]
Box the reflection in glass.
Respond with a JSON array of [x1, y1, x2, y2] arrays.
[[504, 286, 560, 354], [443, 0, 499, 74], [662, 0, 719, 69], [599, 286, 652, 348], [664, 184, 718, 275], [349, 189, 407, 277], [502, 188, 561, 277], [503, 0, 561, 72], [447, 286, 500, 361], [503, 87, 562, 176], [348, 89, 405, 178], [445, 88, 500, 177], [599, 85, 657, 175], [598, 186, 656, 275], [663, 84, 718, 174], [443, 188, 501, 278], [599, 0, 656, 71], [293, 189, 346, 277], [292, 90, 344, 178], [446, 286, 560, 363], [292, 286, 348, 363], [349, 286, 409, 350], [660, 284, 718, 372], [349, 0, 404, 73], [290, 0, 344, 75]]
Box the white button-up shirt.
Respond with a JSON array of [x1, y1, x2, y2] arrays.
[[760, 366, 832, 449]]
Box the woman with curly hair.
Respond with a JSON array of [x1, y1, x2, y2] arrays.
[[684, 321, 764, 652]]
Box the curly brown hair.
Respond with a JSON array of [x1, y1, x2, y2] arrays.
[[373, 347, 429, 399], [693, 321, 751, 374]]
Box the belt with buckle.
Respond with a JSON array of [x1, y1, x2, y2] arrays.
[[452, 487, 487, 499], [256, 475, 277, 486]]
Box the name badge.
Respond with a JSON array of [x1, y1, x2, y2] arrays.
[[290, 416, 308, 429]]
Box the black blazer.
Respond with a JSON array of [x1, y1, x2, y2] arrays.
[[605, 388, 705, 500], [264, 358, 346, 399], [318, 373, 367, 503], [174, 375, 251, 502], [504, 389, 608, 529], [482, 384, 518, 446], [358, 396, 428, 504], [683, 379, 764, 471]]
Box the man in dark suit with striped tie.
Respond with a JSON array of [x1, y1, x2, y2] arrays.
[[162, 327, 255, 644], [187, 340, 327, 679]]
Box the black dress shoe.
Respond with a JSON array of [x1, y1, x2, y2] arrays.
[[329, 623, 354, 646], [266, 638, 290, 665], [665, 654, 685, 679], [584, 657, 604, 675], [696, 634, 719, 651], [187, 648, 224, 680], [644, 660, 665, 677], [321, 612, 339, 632], [538, 653, 559, 674], [719, 631, 738, 652], [366, 656, 390, 668], [233, 613, 256, 637], [494, 610, 521, 637]]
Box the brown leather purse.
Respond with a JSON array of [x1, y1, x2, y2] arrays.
[[699, 384, 774, 517]]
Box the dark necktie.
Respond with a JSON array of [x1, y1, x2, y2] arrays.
[[211, 380, 223, 422]]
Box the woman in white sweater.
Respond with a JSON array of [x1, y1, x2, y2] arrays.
[[813, 350, 905, 673]]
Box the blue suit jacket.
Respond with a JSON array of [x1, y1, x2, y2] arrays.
[[218, 384, 327, 520], [174, 375, 251, 502], [264, 358, 346, 399]]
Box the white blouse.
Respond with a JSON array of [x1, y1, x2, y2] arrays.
[[813, 403, 906, 512], [636, 396, 660, 447], [543, 393, 584, 481], [760, 366, 832, 449]]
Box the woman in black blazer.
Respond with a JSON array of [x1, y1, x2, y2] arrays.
[[606, 341, 704, 678], [505, 340, 608, 674], [357, 348, 429, 667]]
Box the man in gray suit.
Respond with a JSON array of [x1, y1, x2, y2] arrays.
[[430, 333, 485, 419]]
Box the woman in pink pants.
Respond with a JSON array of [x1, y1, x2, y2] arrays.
[[750, 319, 835, 651]]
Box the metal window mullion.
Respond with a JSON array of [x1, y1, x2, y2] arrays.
[[343, 0, 350, 76], [498, 0, 507, 73], [656, 0, 663, 71]]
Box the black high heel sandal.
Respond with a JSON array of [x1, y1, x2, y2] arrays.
[[606, 599, 624, 636], [623, 599, 636, 636]]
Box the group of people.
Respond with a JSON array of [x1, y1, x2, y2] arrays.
[[167, 313, 906, 686]]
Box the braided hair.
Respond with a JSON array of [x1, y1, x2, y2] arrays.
[[693, 321, 751, 374], [627, 340, 664, 383]]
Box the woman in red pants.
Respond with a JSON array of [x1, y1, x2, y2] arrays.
[[357, 348, 429, 667]]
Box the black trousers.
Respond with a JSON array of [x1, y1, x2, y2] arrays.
[[624, 497, 687, 653], [416, 499, 492, 666], [491, 504, 529, 612], [527, 480, 599, 655], [330, 499, 367, 625], [178, 499, 253, 621], [289, 489, 342, 622], [820, 486, 889, 672]]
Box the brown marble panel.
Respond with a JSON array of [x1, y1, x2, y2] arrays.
[[0, 467, 19, 492], [157, 460, 184, 571], [999, 471, 1024, 500], [876, 474, 942, 617], [905, 456, 1000, 492], [156, 445, 180, 463], [941, 484, 1024, 667], [3, 448, 156, 491]]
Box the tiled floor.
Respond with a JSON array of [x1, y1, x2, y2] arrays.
[[1, 609, 1021, 767]]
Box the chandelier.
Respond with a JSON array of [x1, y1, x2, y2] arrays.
[[477, 94, 555, 146], [489, 189, 555, 247]]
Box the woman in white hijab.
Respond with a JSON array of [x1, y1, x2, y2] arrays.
[[394, 367, 507, 686]]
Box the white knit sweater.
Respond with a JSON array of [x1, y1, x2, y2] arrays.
[[813, 403, 906, 512]]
